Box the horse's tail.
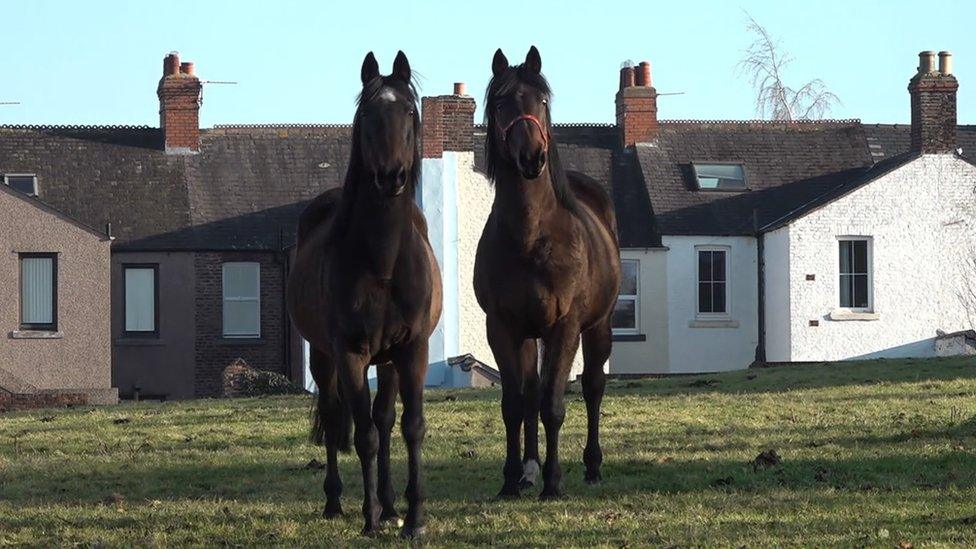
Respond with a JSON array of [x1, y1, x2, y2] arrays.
[[309, 351, 352, 453]]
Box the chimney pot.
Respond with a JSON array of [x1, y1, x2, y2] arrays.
[[180, 62, 195, 76], [619, 66, 635, 91], [453, 82, 466, 96], [938, 51, 953, 75], [636, 61, 652, 87], [163, 52, 180, 76], [918, 51, 936, 74]]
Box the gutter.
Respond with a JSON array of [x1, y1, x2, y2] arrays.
[[753, 211, 767, 365]]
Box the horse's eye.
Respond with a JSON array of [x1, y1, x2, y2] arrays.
[[495, 103, 502, 110], [408, 109, 415, 116], [542, 99, 549, 105]]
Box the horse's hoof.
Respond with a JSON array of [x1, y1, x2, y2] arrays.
[[539, 488, 563, 501], [361, 524, 380, 537], [585, 471, 603, 485], [400, 524, 426, 539], [519, 459, 540, 489], [322, 505, 343, 519], [496, 486, 521, 500], [381, 512, 403, 528]]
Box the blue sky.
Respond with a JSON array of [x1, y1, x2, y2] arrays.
[[2, 0, 973, 126]]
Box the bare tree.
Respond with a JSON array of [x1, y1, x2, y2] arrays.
[[737, 13, 840, 121]]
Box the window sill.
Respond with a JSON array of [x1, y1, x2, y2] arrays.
[[688, 319, 739, 329], [828, 310, 880, 322], [612, 333, 647, 342], [218, 337, 265, 346], [10, 330, 63, 339], [115, 338, 166, 347]]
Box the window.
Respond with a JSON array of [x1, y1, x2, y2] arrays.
[[692, 163, 746, 191], [20, 254, 57, 330], [124, 265, 158, 336], [612, 259, 640, 333], [697, 248, 728, 315], [4, 174, 38, 196], [222, 262, 260, 338], [839, 239, 871, 310]]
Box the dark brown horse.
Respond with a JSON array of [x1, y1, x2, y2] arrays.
[[287, 51, 441, 538], [474, 46, 621, 500]]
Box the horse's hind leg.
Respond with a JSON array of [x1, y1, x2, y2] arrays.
[[335, 351, 380, 536], [310, 349, 346, 518], [581, 316, 612, 484], [373, 364, 400, 523], [395, 340, 429, 539]]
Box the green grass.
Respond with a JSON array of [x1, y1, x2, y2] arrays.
[[2, 357, 976, 547]]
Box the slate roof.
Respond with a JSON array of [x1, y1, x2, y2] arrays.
[[2, 119, 974, 252], [636, 120, 875, 236], [0, 124, 350, 251]]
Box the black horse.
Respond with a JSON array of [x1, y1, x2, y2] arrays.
[[287, 51, 442, 538], [474, 47, 621, 499]]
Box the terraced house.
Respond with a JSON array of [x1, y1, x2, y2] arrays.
[[1, 50, 974, 401]]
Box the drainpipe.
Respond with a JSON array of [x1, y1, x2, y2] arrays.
[[754, 210, 767, 365]]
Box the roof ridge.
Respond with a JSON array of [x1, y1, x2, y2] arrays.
[[659, 118, 861, 125], [0, 124, 155, 130], [211, 123, 353, 129]]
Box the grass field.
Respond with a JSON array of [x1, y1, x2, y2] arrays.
[[1, 357, 976, 547]]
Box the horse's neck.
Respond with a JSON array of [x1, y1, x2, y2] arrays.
[[345, 187, 411, 280], [494, 165, 560, 251]]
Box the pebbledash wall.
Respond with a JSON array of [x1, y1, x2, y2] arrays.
[[767, 154, 976, 361], [0, 186, 117, 403]]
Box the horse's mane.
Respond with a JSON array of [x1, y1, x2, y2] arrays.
[[484, 65, 579, 215], [334, 75, 421, 232]]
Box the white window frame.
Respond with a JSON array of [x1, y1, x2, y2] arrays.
[[4, 173, 38, 196], [695, 245, 731, 320], [222, 262, 261, 338], [837, 236, 873, 313], [612, 258, 640, 334]]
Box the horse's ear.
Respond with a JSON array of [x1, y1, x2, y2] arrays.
[[392, 50, 411, 83], [492, 49, 509, 77], [361, 52, 380, 85], [525, 46, 542, 74]]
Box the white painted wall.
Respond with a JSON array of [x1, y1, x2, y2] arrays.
[[609, 248, 669, 374], [785, 154, 976, 361], [663, 235, 759, 373], [763, 226, 792, 362], [455, 152, 494, 385]]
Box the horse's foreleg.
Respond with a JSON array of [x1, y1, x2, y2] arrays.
[[520, 338, 541, 489], [372, 365, 399, 522], [539, 320, 581, 500], [487, 315, 526, 498], [395, 341, 429, 539], [581, 316, 612, 484], [335, 351, 380, 535]]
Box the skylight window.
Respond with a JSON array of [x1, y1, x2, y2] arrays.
[[4, 174, 38, 196], [692, 163, 746, 191]]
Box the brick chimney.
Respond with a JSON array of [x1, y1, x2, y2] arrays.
[[909, 50, 958, 154], [616, 61, 658, 148], [157, 52, 202, 154], [421, 83, 476, 158]]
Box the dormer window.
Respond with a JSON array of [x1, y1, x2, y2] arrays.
[[4, 174, 38, 196], [692, 163, 746, 191]]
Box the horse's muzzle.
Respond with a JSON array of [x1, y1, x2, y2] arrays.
[[374, 167, 409, 197], [517, 149, 547, 180]]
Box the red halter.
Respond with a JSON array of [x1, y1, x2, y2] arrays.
[[501, 114, 550, 151]]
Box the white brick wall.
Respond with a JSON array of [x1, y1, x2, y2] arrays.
[[785, 154, 976, 360]]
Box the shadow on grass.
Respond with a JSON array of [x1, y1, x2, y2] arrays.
[[3, 450, 975, 508]]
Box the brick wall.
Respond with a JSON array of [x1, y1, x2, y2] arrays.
[[422, 92, 476, 158], [193, 252, 287, 397], [0, 391, 88, 412]]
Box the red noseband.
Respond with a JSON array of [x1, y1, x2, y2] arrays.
[[501, 114, 550, 151]]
